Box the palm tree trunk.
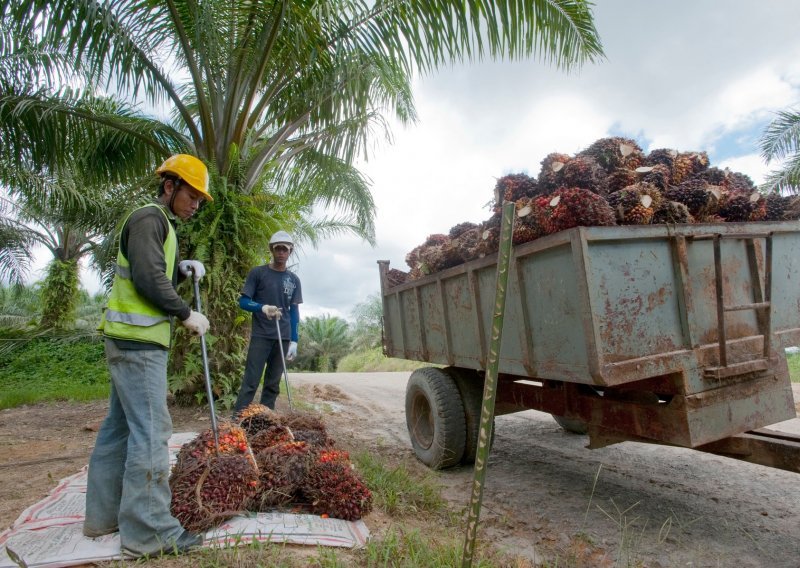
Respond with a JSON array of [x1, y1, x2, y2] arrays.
[[39, 259, 79, 330]]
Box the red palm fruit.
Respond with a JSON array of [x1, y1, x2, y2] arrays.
[[301, 461, 373, 522], [170, 453, 259, 532], [537, 152, 571, 192], [547, 187, 616, 233], [561, 155, 609, 196]]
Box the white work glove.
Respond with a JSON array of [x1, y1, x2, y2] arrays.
[[178, 260, 206, 281], [286, 341, 298, 361], [181, 310, 210, 336], [261, 304, 282, 319]]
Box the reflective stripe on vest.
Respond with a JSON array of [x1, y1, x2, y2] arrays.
[[99, 203, 177, 347]]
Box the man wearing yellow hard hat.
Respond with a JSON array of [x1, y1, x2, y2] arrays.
[[85, 154, 211, 557]]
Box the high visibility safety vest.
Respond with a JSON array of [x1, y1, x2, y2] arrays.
[[99, 203, 177, 348]]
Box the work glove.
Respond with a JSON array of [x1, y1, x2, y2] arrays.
[[181, 310, 210, 336], [178, 260, 206, 281], [286, 341, 298, 361], [261, 304, 282, 319]]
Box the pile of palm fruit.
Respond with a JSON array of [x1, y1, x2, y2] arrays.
[[169, 404, 372, 532], [391, 136, 799, 285]]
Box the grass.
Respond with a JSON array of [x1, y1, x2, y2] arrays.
[[785, 351, 800, 382], [113, 528, 520, 568], [0, 336, 110, 409], [353, 450, 445, 516], [336, 348, 431, 372]]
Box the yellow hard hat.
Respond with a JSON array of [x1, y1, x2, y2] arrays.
[[155, 154, 213, 202]]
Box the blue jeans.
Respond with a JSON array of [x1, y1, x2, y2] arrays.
[[233, 336, 287, 412], [84, 339, 185, 556]]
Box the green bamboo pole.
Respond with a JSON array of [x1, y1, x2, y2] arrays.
[[461, 201, 515, 567]]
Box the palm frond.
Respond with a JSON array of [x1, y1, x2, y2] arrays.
[[274, 150, 376, 244], [0, 90, 187, 180], [760, 153, 800, 195], [760, 108, 800, 163]]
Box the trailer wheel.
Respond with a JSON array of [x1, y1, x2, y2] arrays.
[[444, 367, 494, 464], [406, 367, 467, 469], [552, 415, 588, 435]]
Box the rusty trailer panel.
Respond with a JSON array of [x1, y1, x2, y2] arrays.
[[379, 221, 800, 449]]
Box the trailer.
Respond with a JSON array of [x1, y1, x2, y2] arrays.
[[378, 221, 800, 472]]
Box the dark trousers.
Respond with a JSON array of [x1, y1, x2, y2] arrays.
[[234, 336, 288, 412]]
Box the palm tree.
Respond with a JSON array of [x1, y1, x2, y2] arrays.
[[0, 197, 35, 285], [760, 107, 800, 194], [349, 293, 383, 351], [0, 282, 39, 330], [1, 0, 604, 397], [300, 315, 351, 372], [0, 164, 117, 329]]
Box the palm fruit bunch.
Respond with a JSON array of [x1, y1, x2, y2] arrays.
[[547, 187, 617, 234], [663, 178, 718, 218], [406, 234, 451, 279], [749, 197, 767, 221], [251, 441, 314, 510], [300, 460, 373, 521], [513, 197, 549, 245], [493, 173, 539, 212], [639, 164, 671, 192], [468, 212, 501, 259], [645, 148, 678, 171], [718, 192, 757, 222], [652, 200, 694, 224], [236, 403, 279, 438], [671, 151, 709, 184], [281, 411, 334, 449], [418, 237, 462, 274], [783, 195, 800, 220], [537, 152, 571, 192], [606, 167, 639, 193], [449, 221, 479, 239], [452, 227, 483, 263], [577, 136, 644, 172], [318, 449, 351, 464], [170, 453, 259, 532], [695, 166, 728, 186], [560, 155, 609, 196], [175, 422, 252, 463], [607, 182, 662, 225], [722, 171, 757, 194], [763, 193, 792, 221], [249, 424, 295, 454], [385, 268, 408, 288]]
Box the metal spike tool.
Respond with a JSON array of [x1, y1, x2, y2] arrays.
[[274, 316, 294, 409], [190, 270, 220, 450]]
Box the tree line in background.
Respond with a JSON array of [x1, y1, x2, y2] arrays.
[[0, 285, 409, 410]]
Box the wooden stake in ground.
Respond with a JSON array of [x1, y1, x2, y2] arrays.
[[461, 201, 514, 568]]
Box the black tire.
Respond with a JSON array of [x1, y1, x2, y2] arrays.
[[405, 367, 467, 469], [552, 415, 588, 435], [444, 367, 494, 464]]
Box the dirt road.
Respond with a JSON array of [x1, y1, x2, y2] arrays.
[[290, 372, 800, 568]]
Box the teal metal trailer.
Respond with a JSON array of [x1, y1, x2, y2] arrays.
[[378, 221, 800, 471]]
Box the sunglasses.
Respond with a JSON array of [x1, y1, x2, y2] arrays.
[[272, 245, 291, 252]]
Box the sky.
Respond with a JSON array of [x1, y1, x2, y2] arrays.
[[30, 1, 800, 321]]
